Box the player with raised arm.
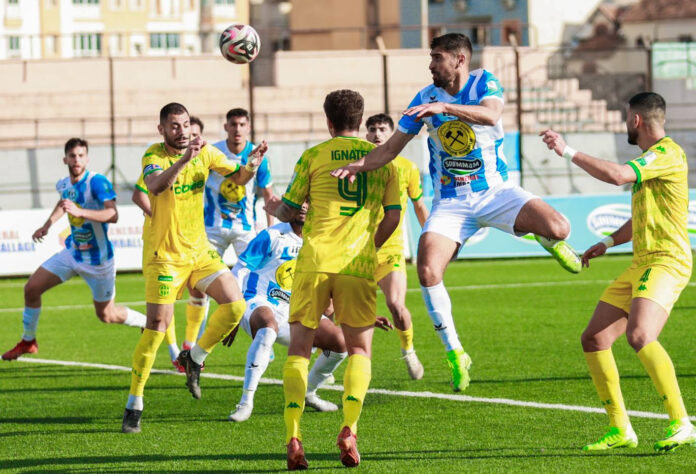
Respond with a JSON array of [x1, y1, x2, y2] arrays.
[[332, 33, 581, 392], [121, 103, 267, 434], [365, 113, 428, 379], [541, 92, 695, 452], [265, 90, 401, 469], [2, 138, 147, 361]]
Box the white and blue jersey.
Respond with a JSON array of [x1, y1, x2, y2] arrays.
[[234, 222, 302, 306], [398, 68, 507, 201], [56, 172, 116, 265], [204, 140, 272, 232]]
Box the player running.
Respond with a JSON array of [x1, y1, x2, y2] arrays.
[[2, 138, 147, 361], [226, 202, 349, 422], [332, 33, 581, 392], [121, 103, 267, 434], [541, 92, 696, 453], [266, 89, 401, 469], [365, 113, 428, 379]]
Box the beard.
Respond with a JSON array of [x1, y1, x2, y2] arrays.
[[433, 74, 448, 89], [627, 128, 638, 145], [164, 134, 189, 152]]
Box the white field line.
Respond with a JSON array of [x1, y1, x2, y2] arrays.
[[0, 300, 186, 313], [14, 356, 693, 422]]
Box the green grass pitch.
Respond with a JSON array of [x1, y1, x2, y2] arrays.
[[1, 255, 695, 472]]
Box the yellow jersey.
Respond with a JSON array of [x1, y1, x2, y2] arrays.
[[134, 172, 150, 240], [141, 142, 240, 261], [626, 136, 691, 273], [379, 156, 423, 251], [282, 136, 401, 279]]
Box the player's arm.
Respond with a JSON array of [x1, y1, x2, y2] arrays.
[[331, 131, 414, 180], [375, 208, 400, 248], [540, 129, 637, 185], [405, 98, 503, 127], [261, 186, 275, 227], [32, 200, 65, 243], [131, 188, 151, 217], [229, 141, 269, 185], [265, 196, 299, 223], [62, 199, 118, 223], [145, 136, 203, 195], [412, 198, 429, 227], [581, 219, 633, 268]]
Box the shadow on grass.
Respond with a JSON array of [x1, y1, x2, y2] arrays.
[[474, 373, 696, 385]]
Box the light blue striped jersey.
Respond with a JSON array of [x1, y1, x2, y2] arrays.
[[236, 222, 302, 306], [204, 140, 272, 232], [398, 69, 507, 201], [56, 172, 116, 265]]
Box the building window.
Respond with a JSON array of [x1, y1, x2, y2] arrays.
[[8, 36, 20, 56], [8, 0, 19, 4], [72, 0, 100, 4], [150, 33, 180, 50], [73, 33, 102, 56], [45, 35, 59, 55], [214, 0, 234, 5], [501, 19, 521, 45]]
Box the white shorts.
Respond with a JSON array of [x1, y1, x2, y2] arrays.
[[205, 226, 256, 260], [240, 296, 291, 345], [41, 249, 115, 302], [423, 181, 536, 245]]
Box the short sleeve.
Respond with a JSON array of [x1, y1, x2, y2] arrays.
[[238, 229, 272, 271], [142, 151, 164, 178], [478, 71, 504, 101], [627, 147, 680, 184], [207, 146, 240, 177], [91, 174, 116, 203], [382, 163, 402, 211], [135, 173, 148, 195], [255, 157, 272, 189], [282, 153, 310, 209], [397, 93, 425, 135], [406, 161, 423, 201]]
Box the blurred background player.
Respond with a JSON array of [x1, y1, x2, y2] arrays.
[[541, 92, 696, 453], [2, 138, 147, 361], [132, 116, 206, 371], [266, 89, 401, 469], [365, 113, 428, 380], [121, 103, 267, 434], [332, 33, 581, 393], [225, 201, 349, 422]]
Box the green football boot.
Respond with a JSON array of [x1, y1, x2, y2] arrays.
[[654, 419, 696, 453], [583, 426, 638, 451], [535, 235, 582, 274], [446, 348, 472, 392]]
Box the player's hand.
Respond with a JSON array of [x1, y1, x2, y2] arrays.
[[404, 102, 447, 121], [183, 136, 206, 163], [61, 199, 83, 217], [32, 226, 49, 243], [374, 316, 394, 331], [222, 325, 240, 347], [581, 242, 608, 268], [330, 161, 363, 183], [264, 195, 282, 217], [539, 129, 567, 157], [247, 140, 268, 171]]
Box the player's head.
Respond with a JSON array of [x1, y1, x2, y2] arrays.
[[429, 33, 472, 89], [293, 200, 309, 227], [365, 113, 394, 146], [323, 89, 364, 135], [158, 102, 191, 152], [63, 137, 89, 178], [224, 108, 250, 146], [626, 92, 666, 145], [190, 116, 204, 141]]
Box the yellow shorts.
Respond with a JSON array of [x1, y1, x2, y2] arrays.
[[375, 246, 406, 283], [600, 263, 690, 315], [289, 272, 377, 329], [144, 248, 228, 304]]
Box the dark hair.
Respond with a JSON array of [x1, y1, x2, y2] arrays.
[[64, 137, 88, 155], [366, 113, 394, 130], [190, 116, 204, 132], [159, 102, 189, 124], [226, 108, 250, 121], [323, 89, 364, 132], [628, 92, 666, 123], [430, 33, 473, 58]]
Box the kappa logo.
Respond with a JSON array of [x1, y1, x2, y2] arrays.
[[287, 402, 301, 409], [345, 395, 360, 402]]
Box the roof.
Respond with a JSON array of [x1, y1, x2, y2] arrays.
[[622, 0, 696, 22]]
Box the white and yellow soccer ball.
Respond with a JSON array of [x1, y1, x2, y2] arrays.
[[219, 23, 260, 64]]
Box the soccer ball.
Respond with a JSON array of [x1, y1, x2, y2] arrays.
[[219, 23, 260, 64]]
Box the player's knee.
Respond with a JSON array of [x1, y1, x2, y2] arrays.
[[23, 281, 42, 302], [386, 299, 405, 319], [549, 216, 570, 241], [95, 307, 116, 323], [417, 263, 441, 287], [626, 329, 652, 352], [580, 328, 601, 351]]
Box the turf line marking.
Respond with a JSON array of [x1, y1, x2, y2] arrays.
[[14, 357, 693, 422], [0, 300, 186, 313]]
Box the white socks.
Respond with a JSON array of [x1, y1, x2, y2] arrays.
[[22, 306, 41, 341], [307, 350, 347, 395], [126, 394, 143, 411], [240, 327, 277, 405], [421, 282, 462, 352], [123, 308, 147, 328], [167, 343, 179, 361], [190, 344, 208, 365]]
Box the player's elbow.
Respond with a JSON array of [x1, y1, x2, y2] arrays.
[[607, 167, 635, 186], [109, 210, 119, 223]]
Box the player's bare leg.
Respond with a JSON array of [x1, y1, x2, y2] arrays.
[[378, 272, 423, 379], [305, 318, 347, 411], [93, 299, 146, 327], [514, 198, 581, 273], [417, 232, 471, 391]]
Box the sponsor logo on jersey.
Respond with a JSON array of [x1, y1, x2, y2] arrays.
[[275, 259, 296, 290], [437, 120, 476, 156], [443, 158, 483, 176], [72, 228, 93, 243], [173, 180, 205, 195], [269, 288, 291, 304], [587, 203, 631, 238]]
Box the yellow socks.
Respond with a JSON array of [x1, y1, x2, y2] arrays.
[[283, 355, 309, 443], [342, 354, 372, 433], [164, 317, 176, 346], [637, 341, 687, 421], [397, 326, 414, 352], [185, 299, 207, 344], [584, 349, 629, 428], [129, 329, 165, 397], [196, 300, 245, 353]]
